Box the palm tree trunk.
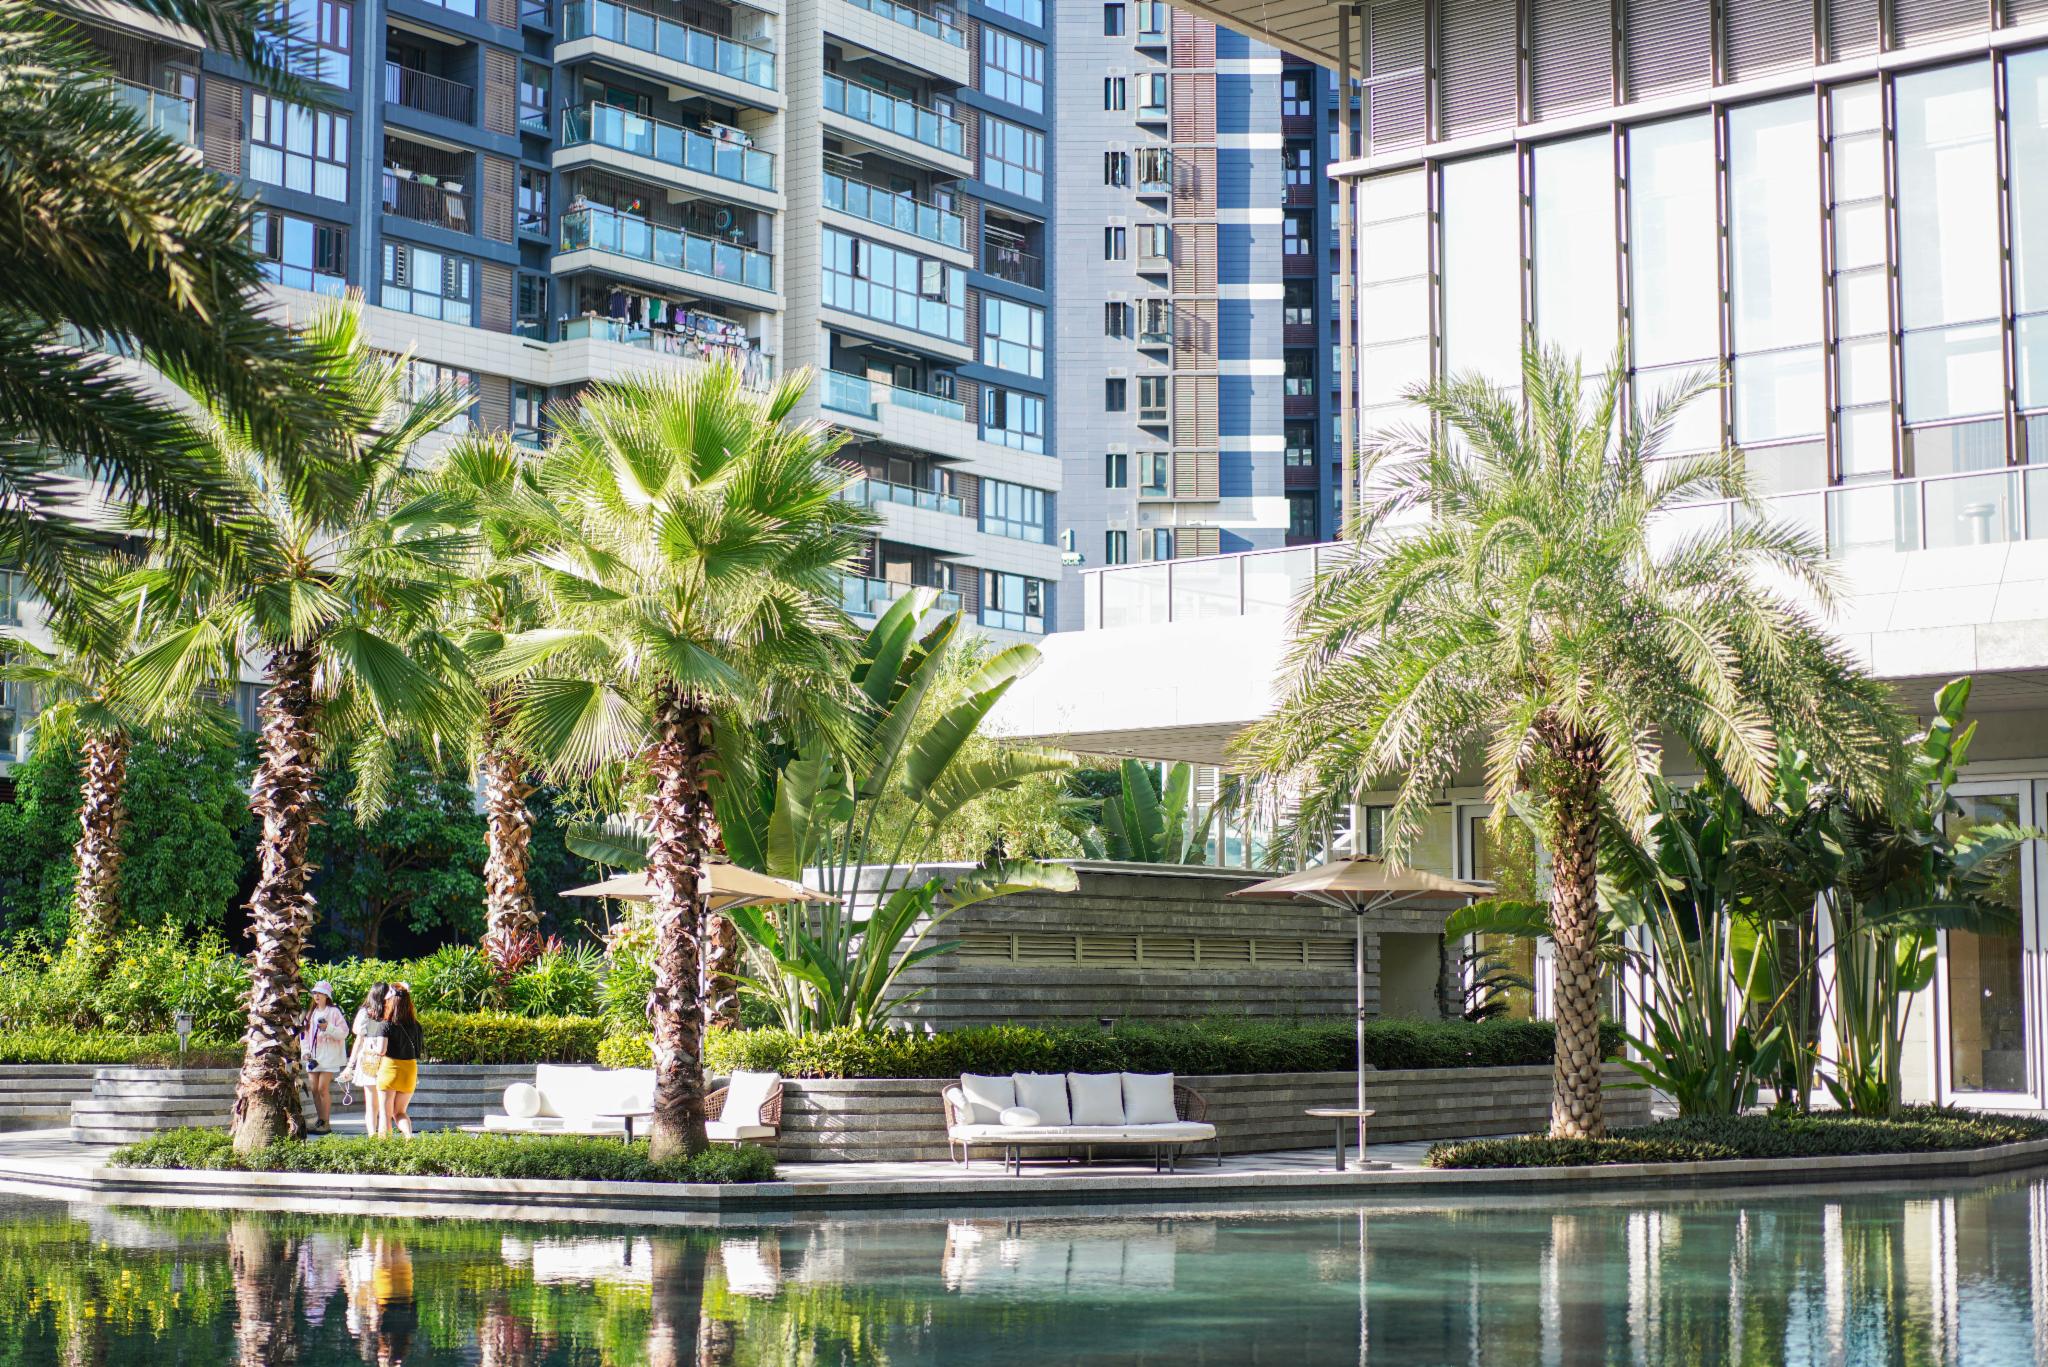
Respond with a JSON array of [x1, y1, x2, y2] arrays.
[[70, 729, 131, 966], [232, 646, 321, 1155], [1545, 731, 1608, 1139], [646, 686, 716, 1161], [479, 704, 539, 959]]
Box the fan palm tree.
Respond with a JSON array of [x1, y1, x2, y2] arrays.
[[0, 557, 231, 965], [1235, 343, 1904, 1138], [501, 362, 874, 1159], [1, 0, 350, 603], [124, 302, 477, 1153]]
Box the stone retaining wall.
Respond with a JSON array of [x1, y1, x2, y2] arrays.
[[0, 1065, 100, 1133], [773, 1064, 1651, 1163], [69, 1064, 535, 1144]]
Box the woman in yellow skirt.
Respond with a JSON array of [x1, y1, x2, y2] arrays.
[[375, 983, 424, 1138]]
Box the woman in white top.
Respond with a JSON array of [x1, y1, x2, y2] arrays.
[[299, 981, 349, 1134]]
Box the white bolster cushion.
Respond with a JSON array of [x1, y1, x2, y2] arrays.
[[998, 1106, 1042, 1127], [502, 1082, 542, 1119]]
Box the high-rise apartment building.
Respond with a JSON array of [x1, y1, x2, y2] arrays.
[[56, 0, 1062, 701]]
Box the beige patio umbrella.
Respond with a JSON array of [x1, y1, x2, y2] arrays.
[[561, 861, 834, 910], [1233, 857, 1490, 1155]]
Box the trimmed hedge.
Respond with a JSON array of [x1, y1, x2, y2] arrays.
[[1425, 1108, 2048, 1169], [112, 1126, 777, 1184], [0, 1028, 240, 1067], [415, 1012, 606, 1064], [597, 1017, 1626, 1078]]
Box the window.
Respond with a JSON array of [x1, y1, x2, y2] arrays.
[[275, 0, 352, 87], [1136, 72, 1167, 114], [1285, 422, 1315, 466], [1105, 151, 1130, 187], [1105, 301, 1132, 337], [1285, 352, 1315, 396], [396, 359, 480, 434], [251, 210, 346, 296], [1283, 280, 1313, 326], [515, 273, 546, 338], [1104, 529, 1129, 564], [1898, 62, 2001, 426], [1282, 70, 1312, 118], [1283, 210, 1311, 254], [1137, 374, 1167, 419], [1284, 142, 1313, 188], [982, 296, 1046, 377], [982, 478, 1050, 542], [248, 95, 349, 201], [1138, 451, 1169, 496], [1729, 96, 1823, 445], [1104, 451, 1129, 486], [1103, 2, 1125, 35], [519, 62, 549, 131], [1288, 493, 1317, 539], [512, 383, 547, 445], [1441, 152, 1521, 386], [981, 571, 1047, 633], [1137, 222, 1169, 261], [517, 166, 549, 236], [821, 228, 965, 341], [982, 117, 1044, 200], [1105, 225, 1127, 259], [981, 29, 1044, 113], [1532, 133, 1617, 366], [982, 387, 1045, 452], [985, 0, 1043, 24], [1145, 528, 1175, 559], [1105, 378, 1127, 411], [381, 242, 472, 320], [1136, 0, 1165, 37], [1105, 76, 1126, 111]]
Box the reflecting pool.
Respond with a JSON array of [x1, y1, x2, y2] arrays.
[[3, 1176, 2046, 1364]]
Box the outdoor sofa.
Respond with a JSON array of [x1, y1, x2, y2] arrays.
[[469, 1064, 783, 1145], [942, 1071, 1218, 1174]]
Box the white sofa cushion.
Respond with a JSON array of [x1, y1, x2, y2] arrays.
[[503, 1082, 542, 1119], [1011, 1073, 1072, 1125], [948, 1121, 1216, 1144], [705, 1120, 777, 1142], [534, 1064, 653, 1120], [483, 1113, 626, 1134], [1121, 1073, 1178, 1125], [720, 1071, 779, 1125], [1066, 1072, 1125, 1126], [998, 1106, 1042, 1127], [959, 1074, 1017, 1125]]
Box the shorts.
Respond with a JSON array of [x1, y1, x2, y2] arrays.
[[376, 1058, 418, 1093]]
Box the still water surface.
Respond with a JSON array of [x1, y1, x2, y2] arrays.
[[2, 1176, 2045, 1365]]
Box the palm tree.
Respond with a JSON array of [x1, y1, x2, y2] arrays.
[[125, 302, 476, 1153], [502, 362, 874, 1160], [1235, 344, 1903, 1138], [1, 0, 350, 602], [0, 558, 230, 965]]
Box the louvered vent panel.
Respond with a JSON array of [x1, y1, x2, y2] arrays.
[[1623, 0, 1711, 100], [1078, 936, 1142, 964], [1825, 1, 1879, 59], [1893, 0, 1988, 44], [1171, 9, 1216, 64], [960, 106, 979, 163], [1173, 450, 1220, 499], [1254, 940, 1309, 967], [951, 566, 981, 612], [487, 0, 516, 27], [1173, 149, 1214, 213], [1015, 933, 1078, 963], [1306, 940, 1356, 968], [1367, 0, 1427, 151], [1726, 0, 1812, 78], [483, 48, 518, 135], [1438, 0, 1519, 136], [949, 469, 981, 517], [1174, 375, 1218, 444], [1196, 936, 1252, 963], [2009, 0, 2048, 22], [955, 931, 1012, 962], [202, 79, 243, 176], [481, 262, 514, 331], [1174, 222, 1217, 292], [477, 374, 511, 431], [482, 155, 516, 243], [1174, 301, 1217, 368], [1531, 0, 1612, 119], [1143, 936, 1197, 966], [1171, 74, 1216, 142]]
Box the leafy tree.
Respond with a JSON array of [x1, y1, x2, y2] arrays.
[[124, 301, 476, 1154], [310, 754, 485, 958], [502, 363, 876, 1160], [1237, 344, 1904, 1138]]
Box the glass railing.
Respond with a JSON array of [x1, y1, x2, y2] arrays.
[[560, 0, 776, 91], [823, 73, 963, 157], [841, 477, 965, 517], [820, 371, 968, 424], [840, 573, 961, 617], [561, 103, 774, 190], [105, 78, 195, 144], [822, 172, 962, 249], [839, 0, 965, 46], [559, 206, 773, 292], [560, 315, 775, 386]]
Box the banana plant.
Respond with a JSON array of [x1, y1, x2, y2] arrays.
[[1073, 759, 1225, 864]]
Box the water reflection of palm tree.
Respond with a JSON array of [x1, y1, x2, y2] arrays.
[[229, 1217, 301, 1367], [646, 1236, 710, 1367]]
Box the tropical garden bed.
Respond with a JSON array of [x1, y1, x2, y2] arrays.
[[1425, 1109, 2048, 1169], [110, 1128, 777, 1184]]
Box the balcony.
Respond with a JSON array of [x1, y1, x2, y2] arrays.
[[1134, 149, 1183, 198], [841, 572, 960, 618], [560, 103, 775, 191], [560, 316, 774, 387], [820, 370, 968, 424], [840, 475, 965, 518], [981, 236, 1043, 289], [1137, 302, 1175, 348], [385, 63, 475, 124], [839, 0, 964, 47], [823, 172, 963, 250], [106, 77, 195, 145], [559, 206, 773, 293], [1134, 0, 1167, 45], [383, 169, 472, 232], [823, 73, 963, 158], [560, 0, 776, 92]]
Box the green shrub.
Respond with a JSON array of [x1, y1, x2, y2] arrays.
[[1425, 1107, 2048, 1169], [0, 927, 248, 1036], [416, 1012, 606, 1064], [112, 1127, 777, 1184], [508, 945, 604, 1018], [592, 1017, 1623, 1080], [406, 945, 497, 1013], [0, 1028, 239, 1066]]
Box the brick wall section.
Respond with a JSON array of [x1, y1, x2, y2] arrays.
[[769, 1064, 1653, 1162]]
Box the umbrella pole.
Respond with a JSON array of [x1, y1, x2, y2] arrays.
[[1354, 910, 1366, 1159]]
